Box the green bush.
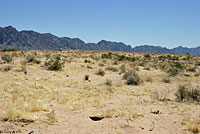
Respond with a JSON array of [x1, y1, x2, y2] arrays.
[[1, 54, 12, 63], [101, 53, 112, 59], [123, 70, 141, 85], [44, 55, 64, 71], [172, 62, 184, 70]]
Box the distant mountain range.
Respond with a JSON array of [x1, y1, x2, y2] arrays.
[[0, 26, 200, 55]]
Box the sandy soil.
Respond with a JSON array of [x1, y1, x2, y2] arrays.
[[0, 50, 199, 134]]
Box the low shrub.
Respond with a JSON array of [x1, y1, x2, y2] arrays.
[[101, 53, 112, 59], [105, 79, 112, 86], [26, 55, 35, 63], [168, 68, 179, 76], [123, 70, 141, 85], [175, 85, 200, 103], [1, 54, 12, 63], [143, 54, 151, 59], [145, 77, 153, 82], [162, 77, 170, 83], [96, 69, 105, 76], [120, 64, 126, 73], [105, 66, 118, 72], [44, 55, 64, 71], [186, 67, 196, 72], [3, 65, 12, 72]]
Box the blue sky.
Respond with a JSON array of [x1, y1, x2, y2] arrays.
[[0, 0, 200, 48]]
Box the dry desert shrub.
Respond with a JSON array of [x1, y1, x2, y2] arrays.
[[123, 70, 142, 85], [105, 66, 118, 72], [1, 53, 12, 63], [2, 65, 12, 72], [145, 76, 153, 82], [162, 77, 171, 83], [105, 79, 112, 86], [96, 69, 105, 76], [175, 85, 200, 103]]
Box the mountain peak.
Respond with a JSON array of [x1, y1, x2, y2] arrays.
[[4, 25, 17, 31]]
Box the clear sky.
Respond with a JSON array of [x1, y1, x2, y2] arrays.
[[0, 0, 200, 48]]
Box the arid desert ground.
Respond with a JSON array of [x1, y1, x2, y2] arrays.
[[0, 50, 200, 134]]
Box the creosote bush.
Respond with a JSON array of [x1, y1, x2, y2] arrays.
[[168, 62, 184, 76], [123, 70, 141, 85], [44, 55, 64, 71], [175, 85, 200, 103]]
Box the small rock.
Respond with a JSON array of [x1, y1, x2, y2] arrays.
[[151, 110, 160, 114]]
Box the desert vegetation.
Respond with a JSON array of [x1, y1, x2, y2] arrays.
[[0, 50, 200, 133]]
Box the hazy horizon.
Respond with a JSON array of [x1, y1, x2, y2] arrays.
[[1, 0, 200, 48]]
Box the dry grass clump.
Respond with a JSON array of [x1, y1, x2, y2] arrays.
[[93, 107, 144, 119], [188, 125, 200, 133], [181, 117, 200, 133], [47, 110, 57, 122]]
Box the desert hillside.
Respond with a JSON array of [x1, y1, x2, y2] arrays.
[[0, 49, 200, 134]]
